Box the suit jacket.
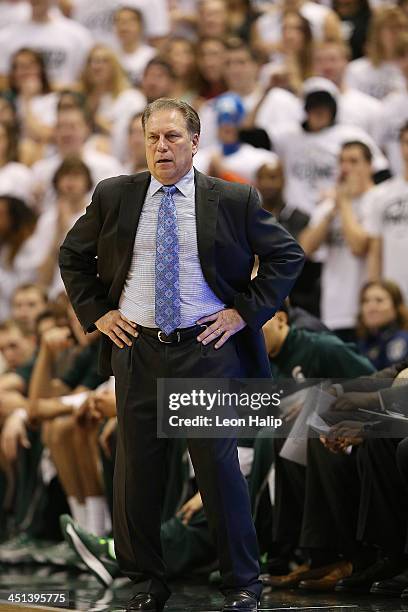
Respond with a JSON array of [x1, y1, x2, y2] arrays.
[[59, 168, 305, 377]]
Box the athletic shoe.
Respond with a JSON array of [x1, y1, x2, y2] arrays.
[[60, 514, 120, 587], [0, 534, 51, 564]]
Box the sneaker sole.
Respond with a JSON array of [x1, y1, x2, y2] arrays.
[[65, 523, 114, 587]]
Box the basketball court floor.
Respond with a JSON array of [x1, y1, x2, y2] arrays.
[[0, 567, 405, 612]]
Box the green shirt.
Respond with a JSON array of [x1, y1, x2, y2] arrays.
[[270, 326, 375, 380]]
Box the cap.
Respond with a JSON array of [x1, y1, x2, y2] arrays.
[[214, 93, 246, 126]]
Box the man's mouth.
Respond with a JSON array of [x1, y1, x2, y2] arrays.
[[157, 159, 172, 164]]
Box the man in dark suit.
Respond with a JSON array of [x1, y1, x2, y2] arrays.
[[59, 98, 304, 612]]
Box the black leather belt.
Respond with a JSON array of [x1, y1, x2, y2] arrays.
[[136, 323, 207, 344]]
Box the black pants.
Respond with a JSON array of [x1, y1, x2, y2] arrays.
[[111, 332, 261, 604], [357, 438, 408, 556]]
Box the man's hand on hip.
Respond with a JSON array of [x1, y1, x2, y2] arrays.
[[95, 310, 138, 348], [196, 308, 246, 349]]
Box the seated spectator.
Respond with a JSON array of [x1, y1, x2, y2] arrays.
[[79, 44, 146, 136], [0, 121, 32, 202], [10, 284, 48, 334], [31, 107, 124, 211], [344, 6, 407, 100], [332, 0, 371, 60], [113, 6, 157, 87], [164, 37, 198, 103], [0, 320, 36, 397], [195, 37, 227, 104], [0, 0, 93, 89], [366, 122, 408, 300], [259, 11, 314, 94], [8, 48, 57, 147], [356, 280, 408, 370], [0, 196, 54, 322], [38, 156, 92, 297], [299, 141, 375, 341], [194, 92, 278, 182], [197, 0, 230, 39]]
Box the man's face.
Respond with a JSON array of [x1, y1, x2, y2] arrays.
[[199, 0, 228, 37], [217, 122, 239, 144], [57, 172, 90, 201], [313, 46, 347, 86], [55, 111, 89, 154], [144, 109, 199, 185], [115, 8, 142, 43], [0, 328, 34, 370], [401, 131, 408, 166], [224, 49, 257, 91], [11, 288, 47, 332], [339, 146, 371, 185], [306, 106, 333, 132], [256, 164, 284, 202], [142, 66, 174, 102], [30, 0, 49, 12]]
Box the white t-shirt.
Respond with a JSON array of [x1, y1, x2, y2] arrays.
[[255, 87, 303, 134], [96, 88, 146, 127], [344, 58, 405, 100], [31, 148, 125, 211], [0, 1, 30, 29], [193, 143, 279, 182], [338, 88, 382, 142], [310, 193, 371, 329], [376, 90, 408, 176], [115, 43, 157, 86], [0, 162, 33, 202], [70, 0, 170, 45], [16, 92, 58, 133], [255, 1, 332, 47], [0, 16, 93, 87], [364, 176, 408, 301], [270, 122, 388, 215]]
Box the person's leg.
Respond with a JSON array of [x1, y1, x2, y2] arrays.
[[111, 337, 171, 605], [170, 335, 262, 600]]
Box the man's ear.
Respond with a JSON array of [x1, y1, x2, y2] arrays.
[[192, 133, 200, 156]]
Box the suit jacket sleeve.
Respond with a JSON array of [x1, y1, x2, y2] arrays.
[[233, 186, 305, 330], [59, 181, 115, 332]]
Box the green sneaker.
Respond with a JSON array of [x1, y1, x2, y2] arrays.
[[60, 514, 120, 587]]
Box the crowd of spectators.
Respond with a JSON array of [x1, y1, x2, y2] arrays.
[[0, 0, 408, 601]]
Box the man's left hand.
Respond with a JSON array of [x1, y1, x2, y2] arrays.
[[196, 308, 246, 349]]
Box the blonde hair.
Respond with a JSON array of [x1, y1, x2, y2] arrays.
[[366, 6, 408, 66], [80, 44, 130, 98]]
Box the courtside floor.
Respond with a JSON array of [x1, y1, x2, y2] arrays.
[[0, 567, 406, 612]]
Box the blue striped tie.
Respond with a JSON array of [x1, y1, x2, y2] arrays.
[[155, 185, 181, 335]]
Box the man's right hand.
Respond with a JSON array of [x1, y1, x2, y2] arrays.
[[95, 310, 138, 348]]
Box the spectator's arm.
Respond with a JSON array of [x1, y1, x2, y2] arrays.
[[0, 373, 26, 394], [366, 237, 382, 280], [338, 196, 370, 256], [299, 210, 333, 256]]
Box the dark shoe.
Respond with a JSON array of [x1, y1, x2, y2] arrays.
[[221, 590, 258, 611], [371, 570, 408, 597], [126, 592, 164, 611], [298, 562, 353, 592], [335, 558, 406, 594]]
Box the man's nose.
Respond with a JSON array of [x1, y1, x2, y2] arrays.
[[157, 136, 168, 151]]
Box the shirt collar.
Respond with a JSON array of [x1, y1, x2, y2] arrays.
[[148, 166, 195, 198]]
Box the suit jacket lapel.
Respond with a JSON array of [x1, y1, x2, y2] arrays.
[[194, 169, 221, 298], [110, 172, 150, 302]]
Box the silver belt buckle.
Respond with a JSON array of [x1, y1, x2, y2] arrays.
[[158, 330, 180, 343]]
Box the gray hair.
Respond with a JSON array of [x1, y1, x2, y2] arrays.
[[142, 98, 201, 136]]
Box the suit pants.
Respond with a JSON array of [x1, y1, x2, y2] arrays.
[[111, 332, 262, 604]]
